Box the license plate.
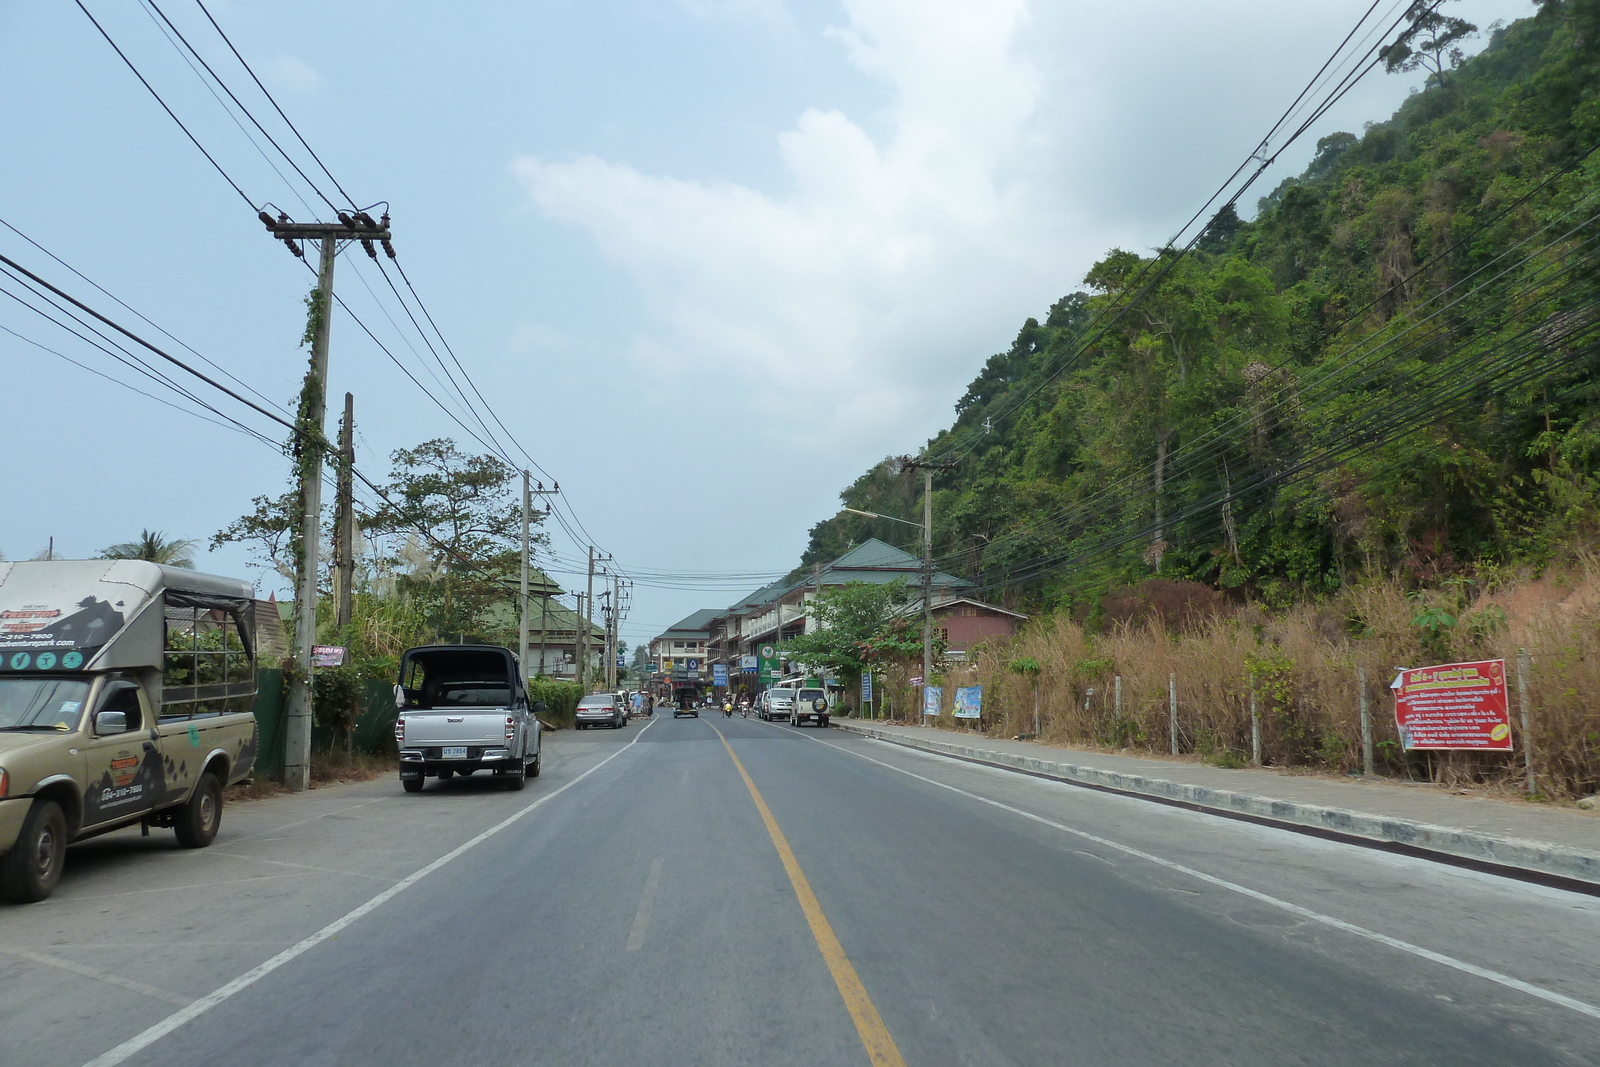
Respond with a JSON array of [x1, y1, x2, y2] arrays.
[[442, 746, 468, 759]]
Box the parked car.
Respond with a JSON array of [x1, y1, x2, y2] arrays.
[[790, 686, 830, 728], [394, 645, 543, 790], [0, 561, 261, 903], [765, 686, 796, 722], [575, 692, 627, 729]]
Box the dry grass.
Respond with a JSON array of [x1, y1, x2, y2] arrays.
[[911, 563, 1600, 799], [309, 749, 393, 786]]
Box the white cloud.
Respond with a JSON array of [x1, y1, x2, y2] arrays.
[[514, 0, 1055, 458], [257, 53, 323, 96]]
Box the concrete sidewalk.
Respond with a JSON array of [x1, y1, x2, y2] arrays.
[[833, 720, 1600, 886]]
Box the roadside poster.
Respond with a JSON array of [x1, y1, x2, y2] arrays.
[[758, 643, 780, 682], [311, 645, 346, 668], [1392, 659, 1512, 750], [713, 663, 728, 687], [954, 685, 982, 719], [740, 655, 758, 673], [923, 685, 942, 716], [861, 672, 872, 703]]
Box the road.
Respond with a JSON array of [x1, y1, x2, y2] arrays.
[[4, 712, 1599, 1066]]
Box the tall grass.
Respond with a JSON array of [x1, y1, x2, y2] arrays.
[[919, 565, 1600, 799]]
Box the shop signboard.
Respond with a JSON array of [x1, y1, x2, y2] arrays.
[[713, 663, 728, 687]]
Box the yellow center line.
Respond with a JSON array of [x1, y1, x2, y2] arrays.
[[710, 723, 908, 1067]]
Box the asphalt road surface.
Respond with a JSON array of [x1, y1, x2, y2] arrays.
[[4, 713, 1600, 1066]]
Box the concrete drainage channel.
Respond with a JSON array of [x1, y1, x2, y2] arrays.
[[834, 721, 1600, 895]]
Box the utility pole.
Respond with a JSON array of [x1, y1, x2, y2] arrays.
[[900, 456, 957, 713], [608, 572, 621, 691], [334, 392, 355, 632], [266, 210, 392, 794], [580, 547, 610, 692], [520, 480, 556, 684], [520, 472, 531, 693]]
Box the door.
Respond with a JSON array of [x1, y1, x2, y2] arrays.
[[80, 680, 162, 829]]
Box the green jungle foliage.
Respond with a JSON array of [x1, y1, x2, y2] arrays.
[[799, 2, 1600, 619]]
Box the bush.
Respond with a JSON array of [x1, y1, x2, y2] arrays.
[[529, 678, 583, 729]]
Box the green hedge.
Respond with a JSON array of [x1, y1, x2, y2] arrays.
[[528, 678, 584, 729]]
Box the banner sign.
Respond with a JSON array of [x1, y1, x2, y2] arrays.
[[713, 663, 728, 687], [860, 672, 872, 703], [741, 655, 758, 674], [311, 645, 346, 668], [1392, 659, 1511, 750], [923, 685, 942, 716], [954, 685, 982, 719]]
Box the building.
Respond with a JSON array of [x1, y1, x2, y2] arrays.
[[894, 593, 1029, 659], [696, 538, 992, 684], [648, 609, 721, 697]]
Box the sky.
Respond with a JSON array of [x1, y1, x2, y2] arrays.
[[0, 0, 1533, 652]]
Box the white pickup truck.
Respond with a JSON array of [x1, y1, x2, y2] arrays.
[[394, 644, 542, 792]]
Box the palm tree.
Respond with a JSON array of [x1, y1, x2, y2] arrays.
[[99, 530, 198, 568]]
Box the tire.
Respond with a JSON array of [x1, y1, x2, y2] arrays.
[[0, 799, 67, 903], [527, 755, 541, 778], [402, 775, 424, 793], [173, 772, 223, 849], [505, 767, 526, 791]]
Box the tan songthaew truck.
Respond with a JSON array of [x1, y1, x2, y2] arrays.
[[0, 561, 260, 903]]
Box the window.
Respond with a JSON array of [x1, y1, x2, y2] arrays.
[[674, 641, 686, 650], [161, 595, 255, 720]]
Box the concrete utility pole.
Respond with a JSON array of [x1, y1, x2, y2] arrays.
[[519, 480, 556, 684], [899, 456, 957, 714], [265, 210, 393, 794], [580, 547, 610, 692], [334, 392, 355, 632], [520, 472, 531, 693]]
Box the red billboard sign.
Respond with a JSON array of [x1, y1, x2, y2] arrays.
[[1392, 659, 1512, 750]]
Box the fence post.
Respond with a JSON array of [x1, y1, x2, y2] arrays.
[[1249, 676, 1260, 766], [1517, 648, 1534, 795], [1114, 675, 1122, 719], [1168, 672, 1178, 755], [1359, 665, 1374, 777]]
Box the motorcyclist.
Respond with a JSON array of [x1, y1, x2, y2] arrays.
[[723, 700, 734, 718]]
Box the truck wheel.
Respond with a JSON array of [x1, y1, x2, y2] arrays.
[[174, 772, 223, 848], [0, 799, 67, 903], [402, 775, 424, 793], [526, 755, 541, 778], [505, 767, 526, 791]]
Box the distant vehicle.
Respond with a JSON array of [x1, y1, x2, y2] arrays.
[[575, 692, 627, 729], [673, 699, 699, 719], [394, 644, 543, 792], [790, 686, 830, 728], [765, 686, 796, 721], [0, 561, 261, 902]]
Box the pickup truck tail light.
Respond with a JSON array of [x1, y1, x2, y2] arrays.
[[506, 716, 516, 742], [394, 717, 405, 744], [0, 768, 8, 798]]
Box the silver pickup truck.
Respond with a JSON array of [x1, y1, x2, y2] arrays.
[[394, 644, 542, 792], [0, 561, 259, 903]]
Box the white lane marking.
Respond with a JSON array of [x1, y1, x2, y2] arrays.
[[806, 731, 1600, 1023], [0, 947, 192, 1007], [81, 719, 657, 1067], [626, 858, 664, 951]]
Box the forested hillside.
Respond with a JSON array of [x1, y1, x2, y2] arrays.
[[799, 1, 1600, 619]]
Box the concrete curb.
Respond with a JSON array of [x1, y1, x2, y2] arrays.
[[835, 721, 1600, 887]]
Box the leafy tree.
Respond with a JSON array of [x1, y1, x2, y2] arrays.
[[100, 530, 197, 568], [1380, 1, 1478, 86], [211, 492, 299, 582], [783, 580, 910, 692], [362, 439, 545, 642]]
